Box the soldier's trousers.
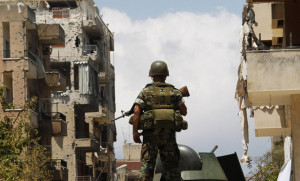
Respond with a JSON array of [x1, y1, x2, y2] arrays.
[[137, 130, 181, 181]]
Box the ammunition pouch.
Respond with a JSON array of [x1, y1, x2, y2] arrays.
[[129, 109, 188, 131], [174, 110, 188, 132], [128, 110, 153, 130], [153, 109, 174, 129]]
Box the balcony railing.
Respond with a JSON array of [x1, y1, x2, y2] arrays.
[[75, 176, 93, 181], [39, 112, 67, 136], [49, 159, 67, 169], [82, 45, 100, 56], [40, 112, 66, 122], [24, 50, 37, 63]]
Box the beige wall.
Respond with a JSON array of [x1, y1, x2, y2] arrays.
[[247, 50, 300, 106], [253, 3, 272, 41], [123, 144, 141, 162]]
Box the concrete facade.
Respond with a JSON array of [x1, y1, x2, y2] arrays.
[[237, 0, 300, 179], [0, 1, 116, 180], [0, 3, 69, 180], [34, 1, 116, 180]]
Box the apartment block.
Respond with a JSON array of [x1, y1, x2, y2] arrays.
[[237, 0, 300, 179], [0, 2, 68, 180], [0, 0, 116, 180]]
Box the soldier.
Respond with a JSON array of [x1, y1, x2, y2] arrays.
[[132, 60, 187, 181]]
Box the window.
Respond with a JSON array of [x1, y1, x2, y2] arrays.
[[3, 72, 13, 103], [3, 22, 10, 58], [53, 8, 69, 18], [74, 64, 79, 90]]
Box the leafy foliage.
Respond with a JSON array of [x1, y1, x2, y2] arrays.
[[0, 87, 53, 181], [247, 138, 284, 181]]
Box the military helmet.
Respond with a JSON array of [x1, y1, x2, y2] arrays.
[[149, 60, 169, 77]]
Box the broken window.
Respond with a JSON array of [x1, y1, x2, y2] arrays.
[[2, 22, 10, 58]]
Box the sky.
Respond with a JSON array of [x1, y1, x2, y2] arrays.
[[95, 0, 271, 174]]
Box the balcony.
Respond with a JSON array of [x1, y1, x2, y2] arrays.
[[39, 112, 67, 136], [82, 45, 100, 63], [24, 50, 38, 79], [75, 137, 100, 152], [253, 106, 291, 137], [49, 159, 68, 181], [75, 176, 94, 181], [85, 107, 110, 125], [82, 15, 105, 38], [247, 49, 300, 106], [99, 64, 115, 84], [45, 70, 67, 91], [37, 24, 65, 45]]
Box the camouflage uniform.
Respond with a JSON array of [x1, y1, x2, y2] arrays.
[[135, 82, 184, 181]]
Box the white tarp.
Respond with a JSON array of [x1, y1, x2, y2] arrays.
[[277, 159, 292, 181], [79, 63, 98, 95]]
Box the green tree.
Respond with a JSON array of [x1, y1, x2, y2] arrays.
[[0, 87, 53, 181], [247, 138, 284, 181]]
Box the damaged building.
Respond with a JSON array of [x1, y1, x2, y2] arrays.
[[0, 0, 116, 180], [116, 144, 142, 181], [236, 0, 300, 180]]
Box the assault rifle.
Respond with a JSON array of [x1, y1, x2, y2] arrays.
[[111, 86, 190, 122]]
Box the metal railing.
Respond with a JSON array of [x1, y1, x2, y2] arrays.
[[76, 176, 93, 181], [24, 50, 37, 63], [52, 8, 70, 18], [82, 45, 100, 56], [49, 159, 68, 169], [40, 112, 66, 122]]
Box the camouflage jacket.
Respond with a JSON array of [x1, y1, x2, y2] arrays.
[[134, 82, 184, 111]]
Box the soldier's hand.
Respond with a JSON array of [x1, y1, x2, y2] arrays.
[[133, 132, 142, 143]]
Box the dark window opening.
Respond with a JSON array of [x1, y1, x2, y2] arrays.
[[3, 22, 10, 58], [277, 20, 284, 28], [49, 1, 77, 8], [74, 64, 79, 90], [75, 106, 89, 139], [75, 36, 80, 47]]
